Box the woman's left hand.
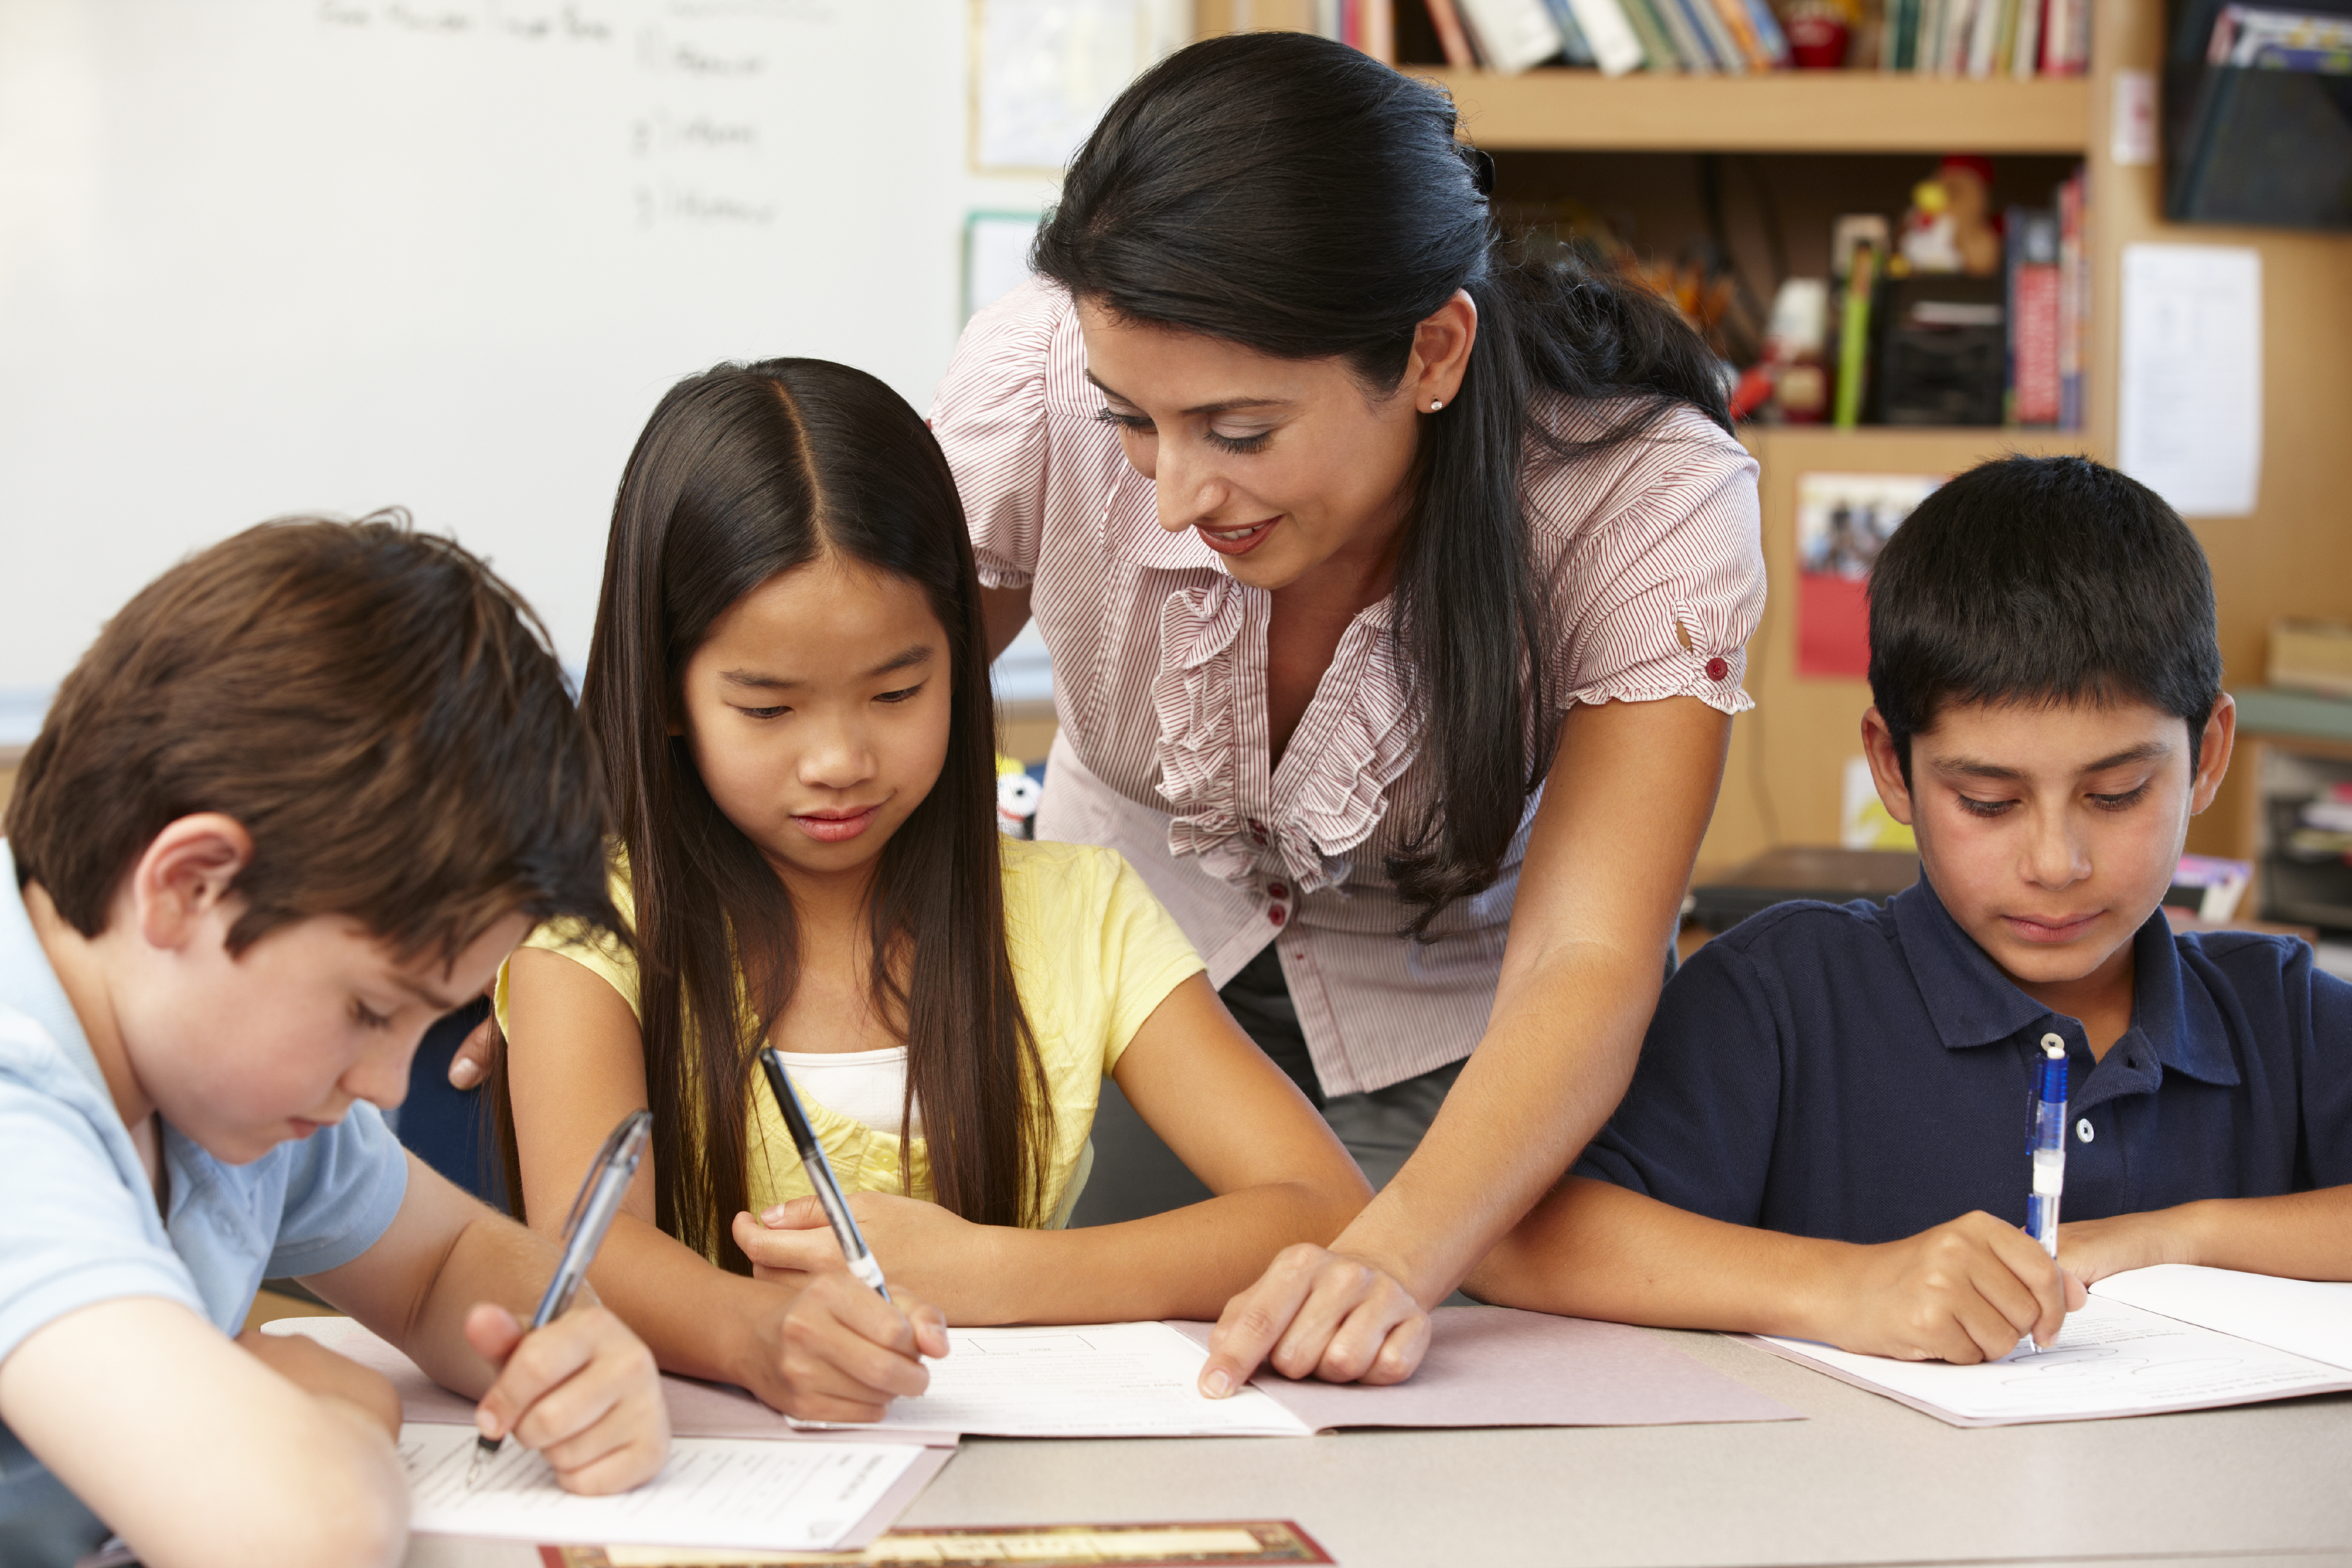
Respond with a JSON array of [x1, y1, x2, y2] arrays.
[[734, 1193, 999, 1319]]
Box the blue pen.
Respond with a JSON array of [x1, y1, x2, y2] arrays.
[[2026, 1032, 2069, 1253]]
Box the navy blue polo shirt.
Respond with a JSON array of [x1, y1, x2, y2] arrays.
[[1575, 877, 2352, 1243]]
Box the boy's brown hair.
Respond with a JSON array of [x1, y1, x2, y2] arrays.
[[6, 514, 617, 962]]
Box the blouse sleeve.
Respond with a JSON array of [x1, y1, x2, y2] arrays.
[[1531, 405, 1766, 717], [929, 277, 1068, 592]]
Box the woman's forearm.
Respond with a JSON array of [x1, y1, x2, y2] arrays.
[[969, 1178, 1363, 1324]]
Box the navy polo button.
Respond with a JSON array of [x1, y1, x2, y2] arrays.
[[2076, 1118, 2095, 1144]]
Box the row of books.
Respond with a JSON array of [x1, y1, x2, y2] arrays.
[[1878, 0, 2091, 76], [1346, 0, 2090, 73]]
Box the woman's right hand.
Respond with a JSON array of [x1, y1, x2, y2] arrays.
[[1195, 1243, 1431, 1397], [765, 1269, 949, 1423]]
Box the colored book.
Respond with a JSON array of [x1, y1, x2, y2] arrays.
[[1615, 0, 1686, 68], [1708, 0, 1773, 66], [1564, 0, 1653, 72], [2011, 0, 2044, 75], [1833, 243, 1878, 429], [1966, 0, 2005, 75], [2005, 205, 2062, 426], [1362, 0, 1397, 61], [2056, 168, 2085, 428], [1742, 0, 1793, 64], [1458, 0, 1569, 70], [1916, 0, 1946, 69], [1424, 0, 1481, 64], [1675, 0, 1748, 67], [1540, 0, 1600, 63], [1651, 0, 1719, 66]]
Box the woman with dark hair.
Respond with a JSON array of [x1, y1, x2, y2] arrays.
[[495, 357, 1369, 1419], [933, 31, 1764, 1390]]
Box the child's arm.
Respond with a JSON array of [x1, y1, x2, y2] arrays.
[[2057, 1187, 2352, 1285], [1467, 1175, 2084, 1363], [296, 1150, 670, 1494], [503, 945, 948, 1421], [0, 1296, 408, 1568], [739, 974, 1373, 1327]]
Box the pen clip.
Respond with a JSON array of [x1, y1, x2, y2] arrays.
[[559, 1109, 652, 1243]]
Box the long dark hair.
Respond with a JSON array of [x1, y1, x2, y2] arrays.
[[576, 359, 1048, 1268], [1032, 32, 1731, 933]]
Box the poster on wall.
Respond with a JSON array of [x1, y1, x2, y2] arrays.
[[1794, 472, 1945, 680]]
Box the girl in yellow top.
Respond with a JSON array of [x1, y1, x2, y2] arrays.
[[497, 358, 1369, 1423]]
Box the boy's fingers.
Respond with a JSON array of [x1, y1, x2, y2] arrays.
[[463, 1302, 525, 1384], [1983, 1224, 2075, 1344], [475, 1309, 597, 1440]]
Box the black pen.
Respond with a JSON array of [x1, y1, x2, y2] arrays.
[[468, 1108, 652, 1488], [757, 1047, 890, 1300]]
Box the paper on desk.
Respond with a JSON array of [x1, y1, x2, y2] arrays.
[[262, 1318, 958, 1445], [1752, 1294, 2352, 1427], [811, 1322, 1315, 1438], [1167, 1306, 1798, 1429], [401, 1422, 938, 1551], [2091, 1264, 2352, 1371]]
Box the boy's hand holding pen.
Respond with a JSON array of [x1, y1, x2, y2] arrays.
[[466, 1109, 671, 1494]]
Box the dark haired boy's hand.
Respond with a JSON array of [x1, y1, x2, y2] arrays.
[[2054, 1211, 2192, 1287], [768, 1268, 950, 1424], [1831, 1211, 2087, 1362], [466, 1301, 670, 1495]]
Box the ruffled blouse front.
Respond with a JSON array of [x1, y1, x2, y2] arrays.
[[932, 278, 1766, 1096]]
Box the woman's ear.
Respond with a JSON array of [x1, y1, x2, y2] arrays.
[[129, 813, 255, 953], [1406, 289, 1479, 412], [1860, 707, 1917, 827], [2189, 692, 2236, 816]]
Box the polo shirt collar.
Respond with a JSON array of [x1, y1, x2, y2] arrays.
[[0, 840, 110, 1104], [1889, 873, 2238, 1087]]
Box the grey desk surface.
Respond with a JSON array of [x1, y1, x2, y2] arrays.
[[407, 1328, 2352, 1568]]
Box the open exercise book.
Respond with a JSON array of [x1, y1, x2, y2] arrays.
[[1751, 1265, 2352, 1427]]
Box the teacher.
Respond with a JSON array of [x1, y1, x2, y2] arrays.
[[932, 32, 1764, 1390]]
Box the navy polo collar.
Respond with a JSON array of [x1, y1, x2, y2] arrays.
[[1888, 875, 2240, 1087]]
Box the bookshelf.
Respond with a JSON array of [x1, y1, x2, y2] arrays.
[[1408, 67, 2091, 153]]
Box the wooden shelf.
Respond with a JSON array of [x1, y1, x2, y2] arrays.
[[1407, 67, 2091, 155]]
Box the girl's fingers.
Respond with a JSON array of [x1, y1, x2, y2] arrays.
[[734, 1210, 849, 1272]]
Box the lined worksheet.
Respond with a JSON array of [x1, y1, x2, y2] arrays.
[[817, 1323, 1315, 1438], [402, 1424, 932, 1549], [1756, 1295, 2352, 1426]]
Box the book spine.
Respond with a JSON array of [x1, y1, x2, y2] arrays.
[[1425, 0, 1482, 64], [1916, 0, 1945, 71], [1987, 0, 2019, 76], [1967, 0, 2003, 75], [1895, 0, 1920, 68], [1833, 245, 1877, 428], [1544, 0, 1599, 64], [1653, 0, 1717, 67], [1708, 0, 1771, 68], [2014, 262, 2062, 426], [1567, 0, 1652, 73], [2010, 0, 2043, 76], [1743, 0, 1792, 65], [1458, 0, 1569, 71], [1680, 0, 1748, 69], [2004, 202, 2022, 426], [1363, 0, 1397, 61], [1616, 0, 1684, 69], [2056, 170, 2085, 428]]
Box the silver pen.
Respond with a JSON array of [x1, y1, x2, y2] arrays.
[[468, 1108, 652, 1488], [757, 1047, 889, 1300]]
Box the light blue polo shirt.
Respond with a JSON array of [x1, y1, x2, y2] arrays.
[[0, 842, 409, 1566]]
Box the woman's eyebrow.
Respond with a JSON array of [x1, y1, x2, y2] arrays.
[[1083, 369, 1288, 417]]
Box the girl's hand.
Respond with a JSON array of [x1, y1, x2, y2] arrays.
[[770, 1269, 950, 1423], [234, 1328, 404, 1439], [734, 1194, 1000, 1318], [1198, 1243, 1431, 1396], [465, 1301, 670, 1496]]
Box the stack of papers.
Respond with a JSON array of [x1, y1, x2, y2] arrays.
[[1751, 1265, 2352, 1426]]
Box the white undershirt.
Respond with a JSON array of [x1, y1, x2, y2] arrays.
[[771, 1046, 921, 1138]]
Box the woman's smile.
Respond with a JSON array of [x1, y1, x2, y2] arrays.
[[1195, 515, 1281, 556]]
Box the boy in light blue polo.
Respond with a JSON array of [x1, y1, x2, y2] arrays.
[[0, 518, 670, 1568]]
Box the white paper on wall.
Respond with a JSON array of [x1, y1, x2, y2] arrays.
[[2117, 243, 2263, 518]]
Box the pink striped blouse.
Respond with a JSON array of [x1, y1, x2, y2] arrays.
[[933, 280, 1765, 1095]]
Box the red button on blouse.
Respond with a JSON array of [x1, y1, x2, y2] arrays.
[[1705, 655, 1730, 682]]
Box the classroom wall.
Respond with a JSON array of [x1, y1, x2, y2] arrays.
[[0, 0, 1064, 705]]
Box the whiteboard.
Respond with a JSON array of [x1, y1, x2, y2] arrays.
[[0, 0, 1064, 704]]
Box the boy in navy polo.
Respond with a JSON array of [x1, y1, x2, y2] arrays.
[[1469, 455, 2352, 1364]]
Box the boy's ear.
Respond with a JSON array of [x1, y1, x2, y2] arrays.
[[2189, 693, 2236, 816], [130, 814, 256, 953], [1860, 707, 1916, 826]]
